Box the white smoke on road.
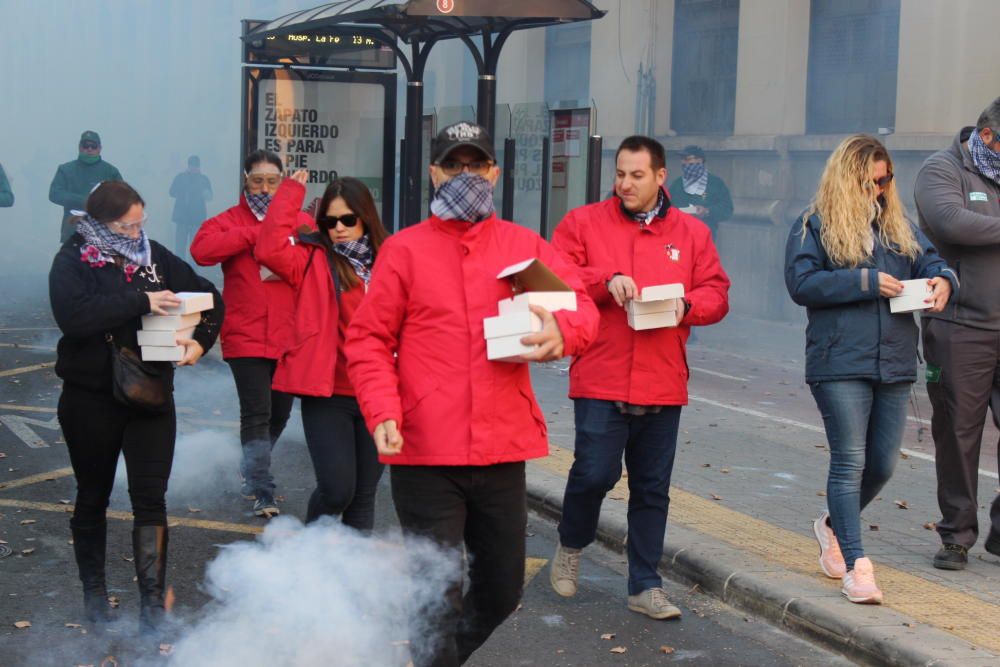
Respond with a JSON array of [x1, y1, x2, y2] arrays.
[[159, 516, 456, 666]]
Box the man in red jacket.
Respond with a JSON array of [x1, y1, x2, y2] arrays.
[[549, 135, 730, 620], [191, 150, 309, 518], [345, 122, 599, 667]]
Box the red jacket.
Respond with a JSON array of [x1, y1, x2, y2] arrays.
[[255, 179, 365, 398], [190, 196, 304, 360], [345, 214, 600, 466], [552, 195, 730, 405]]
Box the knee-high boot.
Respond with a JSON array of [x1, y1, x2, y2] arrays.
[[132, 525, 168, 634], [71, 522, 113, 623]]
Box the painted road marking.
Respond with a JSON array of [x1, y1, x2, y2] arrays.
[[525, 557, 547, 586], [0, 498, 265, 535], [0, 404, 57, 413], [0, 467, 73, 490], [0, 342, 56, 351], [0, 362, 55, 378], [689, 394, 999, 481], [689, 366, 751, 383], [533, 445, 1000, 653], [0, 327, 59, 332], [0, 413, 59, 448]]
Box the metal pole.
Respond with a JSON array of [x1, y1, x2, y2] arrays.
[[539, 136, 551, 239], [404, 81, 424, 227], [586, 135, 603, 204], [398, 138, 406, 232], [477, 75, 497, 143], [501, 137, 516, 221]]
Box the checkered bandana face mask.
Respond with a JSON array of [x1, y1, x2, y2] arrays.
[[969, 130, 1000, 185], [245, 191, 273, 221], [430, 172, 495, 223]]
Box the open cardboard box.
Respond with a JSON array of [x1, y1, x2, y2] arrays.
[[889, 279, 932, 313], [487, 258, 576, 362]]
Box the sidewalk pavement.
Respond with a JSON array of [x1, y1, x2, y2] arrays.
[[526, 313, 1000, 667]]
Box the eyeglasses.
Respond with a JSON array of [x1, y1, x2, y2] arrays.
[[80, 142, 100, 150], [245, 172, 283, 187], [436, 159, 493, 176], [317, 214, 359, 231], [873, 173, 894, 188], [108, 214, 147, 231]]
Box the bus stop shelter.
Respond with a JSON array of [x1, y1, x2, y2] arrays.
[[243, 0, 605, 227]]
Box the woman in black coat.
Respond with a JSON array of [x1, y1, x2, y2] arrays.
[[49, 181, 223, 633]]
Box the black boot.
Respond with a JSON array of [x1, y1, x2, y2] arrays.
[[132, 525, 168, 635], [71, 522, 113, 624]]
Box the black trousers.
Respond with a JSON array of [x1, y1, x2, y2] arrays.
[[227, 357, 294, 495], [57, 384, 176, 529], [922, 318, 1000, 547], [300, 394, 383, 530], [391, 462, 527, 667]]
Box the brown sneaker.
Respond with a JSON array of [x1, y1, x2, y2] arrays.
[[627, 587, 682, 620], [550, 544, 582, 597]]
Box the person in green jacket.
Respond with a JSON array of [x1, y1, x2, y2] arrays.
[[49, 131, 123, 242], [668, 145, 733, 239], [0, 163, 12, 207]]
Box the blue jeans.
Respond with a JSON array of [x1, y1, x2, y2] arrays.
[[558, 398, 681, 595], [810, 380, 910, 569]]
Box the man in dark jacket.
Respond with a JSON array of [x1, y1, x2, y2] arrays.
[[49, 131, 123, 243], [915, 96, 1000, 570], [667, 145, 733, 239], [169, 155, 213, 260]]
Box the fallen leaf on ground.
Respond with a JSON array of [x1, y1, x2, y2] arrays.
[[122, 555, 134, 562], [14, 620, 31, 629], [21, 548, 35, 556], [923, 522, 936, 531], [816, 491, 827, 497], [720, 468, 731, 474], [660, 645, 675, 654], [187, 507, 202, 513], [159, 644, 173, 656], [701, 463, 711, 468], [710, 494, 722, 501], [869, 524, 880, 531], [610, 646, 627, 654], [894, 500, 910, 510], [107, 596, 120, 609], [65, 623, 82, 629], [58, 499, 71, 505], [600, 633, 615, 640], [19, 519, 36, 525]]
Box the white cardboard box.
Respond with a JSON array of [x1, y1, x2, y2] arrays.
[[498, 291, 578, 315], [260, 265, 281, 282], [162, 292, 214, 316], [628, 309, 680, 330], [140, 345, 184, 362], [483, 312, 543, 340], [627, 298, 679, 316], [137, 327, 195, 347], [889, 279, 932, 313], [639, 283, 685, 302], [486, 334, 536, 362], [141, 313, 201, 331]]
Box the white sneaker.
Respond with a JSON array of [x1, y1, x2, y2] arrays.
[[550, 544, 581, 597], [627, 587, 682, 620], [841, 557, 883, 604]]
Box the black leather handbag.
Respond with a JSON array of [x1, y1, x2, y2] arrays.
[[106, 334, 170, 413]]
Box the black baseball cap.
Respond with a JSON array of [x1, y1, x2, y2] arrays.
[[431, 121, 496, 164], [80, 130, 101, 146]]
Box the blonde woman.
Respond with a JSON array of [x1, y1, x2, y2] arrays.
[[785, 135, 957, 604]]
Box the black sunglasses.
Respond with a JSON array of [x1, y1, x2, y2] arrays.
[[80, 142, 100, 150], [317, 213, 360, 230], [873, 173, 894, 188]]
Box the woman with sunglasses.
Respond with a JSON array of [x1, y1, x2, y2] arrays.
[[191, 149, 310, 519], [256, 170, 389, 531], [785, 135, 957, 604], [49, 181, 223, 632]]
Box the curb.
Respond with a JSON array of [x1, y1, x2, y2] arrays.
[[525, 465, 1000, 667]]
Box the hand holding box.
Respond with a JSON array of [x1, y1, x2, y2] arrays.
[[889, 279, 932, 313], [627, 283, 685, 330]]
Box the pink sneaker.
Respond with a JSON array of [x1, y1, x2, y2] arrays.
[[841, 557, 883, 604], [813, 512, 846, 579]]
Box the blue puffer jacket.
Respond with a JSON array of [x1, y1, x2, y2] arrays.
[[785, 213, 958, 384]]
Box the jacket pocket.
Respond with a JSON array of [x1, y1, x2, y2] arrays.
[[517, 380, 548, 436], [401, 375, 440, 416]]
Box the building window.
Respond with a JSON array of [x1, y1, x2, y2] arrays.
[[544, 21, 592, 107], [806, 0, 900, 134], [670, 0, 739, 136]]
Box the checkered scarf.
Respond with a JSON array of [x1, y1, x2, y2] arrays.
[[969, 130, 1000, 185], [622, 188, 667, 224], [75, 214, 151, 268], [430, 173, 495, 223], [245, 191, 273, 221], [681, 162, 709, 196], [332, 234, 374, 285]]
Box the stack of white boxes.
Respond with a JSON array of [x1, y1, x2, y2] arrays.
[[627, 283, 685, 330], [483, 259, 577, 362], [138, 292, 213, 361], [889, 279, 933, 313]]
